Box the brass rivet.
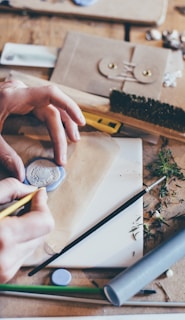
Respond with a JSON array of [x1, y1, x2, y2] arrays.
[[108, 63, 117, 69], [142, 69, 152, 77]]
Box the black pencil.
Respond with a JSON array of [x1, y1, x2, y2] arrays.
[[28, 176, 166, 277]]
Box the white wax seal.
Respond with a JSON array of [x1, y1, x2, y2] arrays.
[[24, 157, 66, 191]]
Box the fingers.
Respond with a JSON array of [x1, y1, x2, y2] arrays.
[[29, 85, 86, 126], [3, 188, 54, 243], [0, 177, 37, 204], [0, 82, 85, 168], [0, 135, 26, 181], [29, 85, 85, 166], [0, 188, 54, 282], [41, 106, 80, 165], [59, 109, 81, 142], [40, 105, 68, 165]]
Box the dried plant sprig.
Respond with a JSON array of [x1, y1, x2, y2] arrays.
[[147, 148, 185, 180]]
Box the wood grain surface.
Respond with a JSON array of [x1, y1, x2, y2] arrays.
[[0, 1, 185, 317]]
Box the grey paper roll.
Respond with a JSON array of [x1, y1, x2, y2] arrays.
[[104, 228, 185, 306]]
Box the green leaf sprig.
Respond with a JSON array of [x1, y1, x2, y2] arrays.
[[146, 148, 184, 198], [147, 148, 185, 180]]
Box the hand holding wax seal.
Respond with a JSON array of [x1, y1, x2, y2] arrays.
[[24, 157, 66, 192], [0, 79, 85, 283]]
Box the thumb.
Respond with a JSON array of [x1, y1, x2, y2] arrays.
[[0, 135, 25, 181]]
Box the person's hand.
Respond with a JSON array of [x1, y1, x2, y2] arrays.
[[0, 79, 86, 181], [0, 178, 54, 283]]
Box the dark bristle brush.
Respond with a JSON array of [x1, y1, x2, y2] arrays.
[[109, 90, 185, 143]]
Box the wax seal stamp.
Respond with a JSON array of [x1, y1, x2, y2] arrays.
[[24, 157, 66, 191]]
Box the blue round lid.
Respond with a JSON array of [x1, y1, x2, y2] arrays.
[[51, 268, 72, 286]]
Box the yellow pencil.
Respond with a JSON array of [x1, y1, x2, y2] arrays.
[[0, 188, 41, 220]]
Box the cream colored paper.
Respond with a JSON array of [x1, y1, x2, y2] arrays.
[[46, 132, 119, 252], [49, 138, 143, 268], [0, 132, 119, 262]]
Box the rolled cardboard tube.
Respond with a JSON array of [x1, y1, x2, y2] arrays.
[[104, 228, 185, 306]]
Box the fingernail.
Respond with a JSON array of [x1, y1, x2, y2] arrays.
[[62, 153, 67, 164], [38, 187, 48, 200], [80, 114, 86, 125], [75, 130, 81, 140]]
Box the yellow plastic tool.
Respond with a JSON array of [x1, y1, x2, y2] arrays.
[[82, 111, 159, 144], [82, 111, 122, 134]]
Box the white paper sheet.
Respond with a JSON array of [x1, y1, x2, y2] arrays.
[[49, 138, 143, 268]]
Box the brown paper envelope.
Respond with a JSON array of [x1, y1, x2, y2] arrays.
[[51, 31, 170, 100]]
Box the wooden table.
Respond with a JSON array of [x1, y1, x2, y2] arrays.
[[0, 1, 185, 317]]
